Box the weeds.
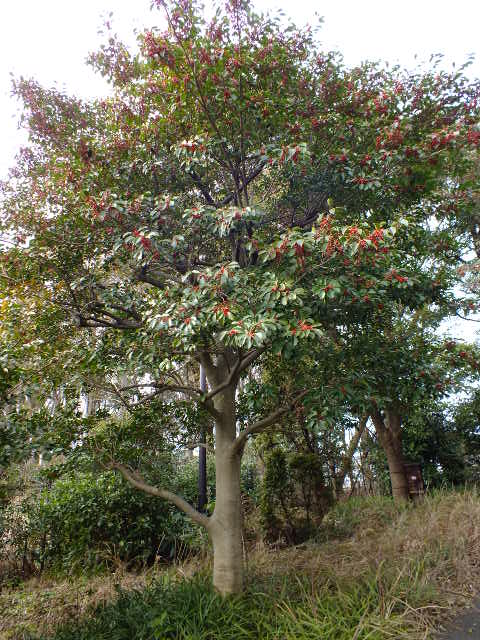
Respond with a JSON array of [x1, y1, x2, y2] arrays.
[[11, 574, 414, 640], [1, 489, 479, 640]]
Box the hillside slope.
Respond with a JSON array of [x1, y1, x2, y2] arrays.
[[1, 490, 479, 639]]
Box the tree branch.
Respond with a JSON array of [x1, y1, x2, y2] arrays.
[[369, 408, 386, 435], [455, 312, 480, 323], [237, 347, 266, 374], [335, 415, 368, 490], [76, 314, 142, 329], [89, 302, 143, 325], [135, 267, 167, 289], [110, 382, 134, 414], [231, 390, 308, 455], [108, 303, 142, 323], [220, 161, 268, 207], [111, 380, 221, 419], [131, 381, 199, 396], [345, 415, 368, 464], [204, 357, 241, 401], [188, 169, 216, 206], [186, 442, 215, 455], [112, 463, 210, 529], [152, 384, 222, 418]]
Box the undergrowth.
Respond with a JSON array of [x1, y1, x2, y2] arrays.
[[318, 493, 407, 540], [2, 489, 479, 640], [26, 572, 418, 640]]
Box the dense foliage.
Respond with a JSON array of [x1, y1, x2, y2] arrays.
[[1, 469, 193, 575], [260, 448, 332, 544], [1, 0, 480, 595]]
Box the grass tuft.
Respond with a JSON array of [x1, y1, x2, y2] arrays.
[[1, 489, 479, 639]]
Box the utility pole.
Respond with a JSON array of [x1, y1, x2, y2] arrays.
[[197, 364, 208, 512]]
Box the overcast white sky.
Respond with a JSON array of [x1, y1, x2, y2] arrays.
[[1, 0, 479, 178], [0, 0, 479, 340]]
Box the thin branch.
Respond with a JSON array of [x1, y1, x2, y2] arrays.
[[231, 390, 308, 455], [116, 382, 163, 391], [455, 312, 480, 323], [220, 161, 268, 207], [186, 442, 215, 455], [109, 303, 142, 323], [130, 391, 163, 407], [112, 463, 210, 529], [237, 347, 266, 374], [117, 382, 202, 397], [90, 306, 138, 324], [112, 381, 221, 420], [110, 383, 134, 414]]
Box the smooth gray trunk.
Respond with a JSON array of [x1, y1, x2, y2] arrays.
[[209, 382, 244, 595], [197, 365, 208, 512]]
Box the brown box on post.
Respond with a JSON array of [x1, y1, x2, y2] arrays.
[[404, 462, 425, 499]]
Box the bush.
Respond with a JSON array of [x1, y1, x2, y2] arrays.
[[1, 468, 203, 575], [48, 472, 193, 567], [1, 445, 260, 577], [260, 449, 332, 545]]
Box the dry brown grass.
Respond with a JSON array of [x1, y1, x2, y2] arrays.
[[1, 489, 479, 639], [0, 566, 165, 639], [252, 489, 480, 635], [0, 554, 209, 640]]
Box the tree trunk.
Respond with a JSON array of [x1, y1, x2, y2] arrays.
[[208, 383, 244, 595], [382, 439, 409, 501], [210, 455, 243, 595], [359, 429, 375, 495], [115, 347, 302, 596], [197, 365, 208, 513], [333, 415, 367, 498], [370, 408, 409, 502]]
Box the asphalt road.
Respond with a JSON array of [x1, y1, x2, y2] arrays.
[[437, 601, 480, 639]]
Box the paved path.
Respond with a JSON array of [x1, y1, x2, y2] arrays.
[[437, 600, 480, 639]]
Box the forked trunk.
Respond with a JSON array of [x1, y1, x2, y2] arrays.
[[371, 408, 409, 502], [209, 385, 244, 595], [333, 415, 368, 498]]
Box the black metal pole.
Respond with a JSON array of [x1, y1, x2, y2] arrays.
[[197, 364, 208, 513]]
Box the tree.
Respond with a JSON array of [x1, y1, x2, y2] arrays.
[[355, 313, 478, 499], [237, 345, 368, 498], [2, 0, 480, 593]]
